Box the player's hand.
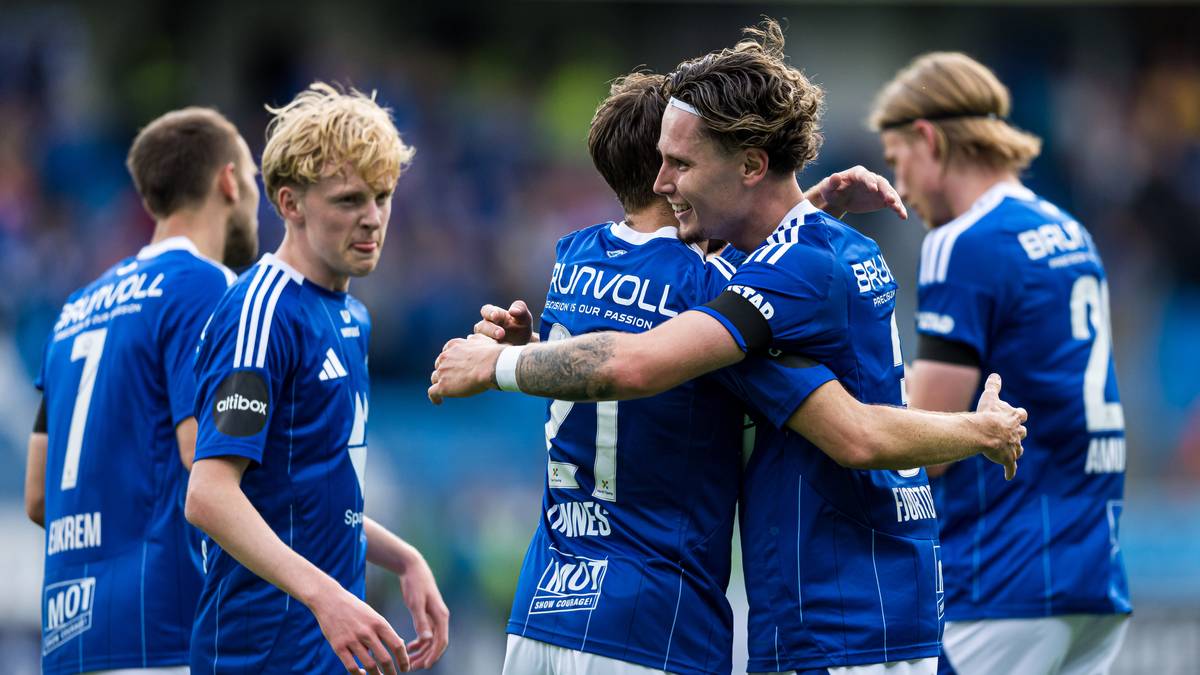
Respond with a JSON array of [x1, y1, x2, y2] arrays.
[[428, 335, 505, 404], [974, 373, 1027, 480], [813, 165, 907, 220], [474, 300, 538, 345], [397, 550, 450, 669], [309, 582, 409, 674]]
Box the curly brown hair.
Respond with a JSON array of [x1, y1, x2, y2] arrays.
[[587, 71, 668, 213], [664, 18, 824, 175]]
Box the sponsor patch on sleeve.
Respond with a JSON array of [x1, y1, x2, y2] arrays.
[[212, 371, 270, 437]]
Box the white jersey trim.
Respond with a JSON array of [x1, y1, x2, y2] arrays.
[[918, 182, 1035, 286], [609, 220, 680, 245], [137, 235, 236, 285], [233, 257, 296, 368]]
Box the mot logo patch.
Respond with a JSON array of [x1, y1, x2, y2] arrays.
[[213, 370, 269, 437]]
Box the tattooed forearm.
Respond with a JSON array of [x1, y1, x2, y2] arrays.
[[515, 333, 619, 401]]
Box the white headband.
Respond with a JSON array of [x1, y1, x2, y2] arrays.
[[668, 96, 701, 117]]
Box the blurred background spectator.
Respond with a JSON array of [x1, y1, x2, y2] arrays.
[[0, 2, 1196, 672]]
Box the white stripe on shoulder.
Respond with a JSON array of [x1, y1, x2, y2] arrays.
[[241, 266, 282, 367], [920, 182, 1023, 285], [709, 257, 735, 280], [766, 241, 796, 265], [255, 273, 291, 367], [714, 255, 738, 275], [233, 265, 270, 367]]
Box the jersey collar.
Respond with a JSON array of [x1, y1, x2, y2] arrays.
[[769, 199, 820, 238], [609, 220, 679, 244], [942, 181, 1036, 232], [259, 252, 306, 284], [137, 235, 202, 261]]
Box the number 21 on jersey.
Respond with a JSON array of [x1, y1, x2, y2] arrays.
[[543, 324, 618, 502]]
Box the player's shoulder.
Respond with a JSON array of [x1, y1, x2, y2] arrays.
[[919, 183, 1045, 286], [554, 221, 615, 256], [136, 236, 236, 286], [742, 204, 842, 273], [212, 254, 305, 328]]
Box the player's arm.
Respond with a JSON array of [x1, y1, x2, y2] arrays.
[[363, 518, 449, 670], [908, 349, 983, 477], [175, 417, 197, 470], [787, 373, 1023, 479], [25, 398, 48, 526], [429, 309, 743, 403], [187, 458, 410, 674], [804, 165, 908, 220]]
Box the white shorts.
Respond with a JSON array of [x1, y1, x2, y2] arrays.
[[942, 614, 1129, 675], [82, 662, 188, 667], [752, 656, 938, 675], [502, 634, 673, 674]]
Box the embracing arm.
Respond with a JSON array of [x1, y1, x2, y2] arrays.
[[787, 373, 1024, 479], [430, 310, 744, 403], [907, 358, 984, 478]]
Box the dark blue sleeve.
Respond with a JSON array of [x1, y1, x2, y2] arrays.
[[713, 352, 837, 429], [160, 267, 230, 426], [193, 284, 294, 465]]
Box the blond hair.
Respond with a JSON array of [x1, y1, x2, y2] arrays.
[[869, 52, 1041, 172], [262, 82, 414, 213], [665, 18, 824, 175]]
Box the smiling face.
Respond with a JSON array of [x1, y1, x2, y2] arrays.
[[284, 168, 393, 289], [652, 106, 753, 245]]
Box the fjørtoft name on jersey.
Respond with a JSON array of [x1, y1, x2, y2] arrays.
[[52, 272, 166, 338]]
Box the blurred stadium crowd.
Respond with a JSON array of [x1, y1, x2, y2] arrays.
[[0, 2, 1197, 672]]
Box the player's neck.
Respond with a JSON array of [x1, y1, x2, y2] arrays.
[[733, 175, 807, 251], [944, 167, 1022, 221], [623, 201, 677, 234], [150, 204, 225, 262], [275, 229, 350, 293]]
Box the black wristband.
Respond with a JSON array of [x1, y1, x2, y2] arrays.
[[917, 334, 981, 368], [703, 291, 773, 352]]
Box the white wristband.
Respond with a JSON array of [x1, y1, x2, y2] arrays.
[[494, 345, 527, 392]]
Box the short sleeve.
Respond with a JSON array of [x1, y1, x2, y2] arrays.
[[714, 351, 837, 429], [914, 233, 1000, 361], [696, 232, 840, 352], [193, 280, 295, 465], [160, 267, 232, 426]]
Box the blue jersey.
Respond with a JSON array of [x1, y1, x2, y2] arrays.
[[35, 236, 234, 675], [914, 183, 1130, 620], [190, 253, 372, 673], [507, 222, 832, 674], [698, 201, 942, 671]]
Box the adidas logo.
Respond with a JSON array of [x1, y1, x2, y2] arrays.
[[318, 348, 348, 381]]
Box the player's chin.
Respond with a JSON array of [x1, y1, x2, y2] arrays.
[[678, 221, 706, 245], [346, 253, 381, 277]]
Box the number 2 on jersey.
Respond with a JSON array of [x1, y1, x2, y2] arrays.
[[1070, 275, 1124, 432], [61, 328, 108, 490], [543, 324, 618, 502]]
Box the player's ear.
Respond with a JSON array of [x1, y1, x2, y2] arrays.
[[912, 120, 941, 162], [741, 147, 769, 185], [277, 186, 305, 226], [216, 162, 239, 204]]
